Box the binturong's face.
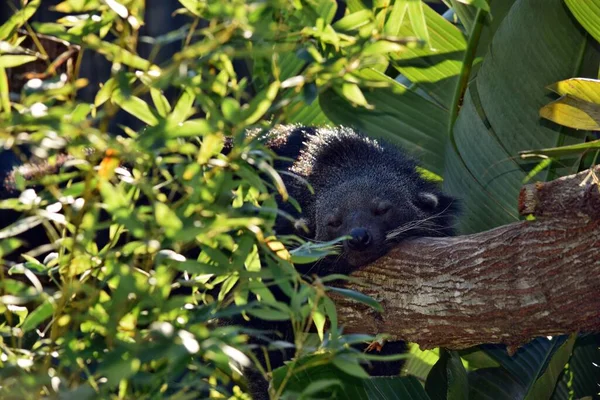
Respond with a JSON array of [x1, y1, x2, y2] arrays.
[[313, 176, 454, 271]]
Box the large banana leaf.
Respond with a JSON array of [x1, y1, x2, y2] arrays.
[[320, 70, 448, 175], [443, 0, 597, 233], [391, 4, 467, 109]]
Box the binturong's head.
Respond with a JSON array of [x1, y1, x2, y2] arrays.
[[290, 127, 458, 272], [313, 172, 457, 270]]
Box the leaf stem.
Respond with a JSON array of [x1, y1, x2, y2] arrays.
[[447, 6, 488, 136]]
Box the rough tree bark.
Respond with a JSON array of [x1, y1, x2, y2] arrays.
[[334, 166, 600, 350]]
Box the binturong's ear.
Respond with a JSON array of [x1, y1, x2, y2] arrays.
[[415, 192, 440, 211]]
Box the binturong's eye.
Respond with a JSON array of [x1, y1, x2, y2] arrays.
[[327, 217, 342, 228], [373, 200, 392, 216]]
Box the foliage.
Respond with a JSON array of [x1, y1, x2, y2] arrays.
[[0, 0, 599, 399]]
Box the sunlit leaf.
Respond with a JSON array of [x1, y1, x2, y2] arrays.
[[540, 95, 600, 131]]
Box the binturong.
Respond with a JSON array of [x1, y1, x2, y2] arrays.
[[263, 125, 459, 273]]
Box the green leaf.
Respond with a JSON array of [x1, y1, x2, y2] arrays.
[[0, 0, 41, 40], [273, 355, 430, 400], [407, 0, 430, 45], [454, 0, 490, 12], [478, 336, 574, 399], [155, 203, 183, 238], [112, 89, 160, 126], [443, 0, 594, 234], [0, 66, 9, 114], [468, 368, 526, 400], [524, 335, 576, 400], [178, 0, 204, 16], [164, 118, 212, 138], [84, 34, 152, 70], [540, 95, 600, 131], [247, 306, 290, 321], [547, 78, 600, 104], [425, 350, 468, 400], [568, 335, 600, 398], [238, 81, 280, 125], [150, 88, 172, 117], [564, 0, 600, 44], [332, 355, 369, 379], [0, 55, 38, 68], [21, 299, 54, 332], [168, 88, 195, 125], [332, 10, 373, 31], [403, 344, 439, 381], [320, 69, 448, 175], [95, 77, 117, 107], [391, 2, 466, 109], [326, 286, 382, 313]]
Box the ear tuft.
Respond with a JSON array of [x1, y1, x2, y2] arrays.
[[417, 192, 439, 210]]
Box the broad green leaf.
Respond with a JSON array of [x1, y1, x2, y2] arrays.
[[547, 78, 600, 104], [568, 335, 600, 399], [403, 344, 439, 381], [332, 355, 369, 379], [468, 368, 526, 400], [524, 335, 576, 400], [540, 95, 600, 130], [564, 0, 600, 44], [407, 0, 430, 45], [383, 1, 409, 36], [455, 0, 489, 12], [273, 354, 430, 399], [391, 2, 466, 109], [0, 0, 41, 40], [286, 97, 331, 125], [320, 69, 448, 175], [481, 336, 571, 395], [443, 0, 595, 233], [425, 350, 468, 400], [449, 0, 479, 32]]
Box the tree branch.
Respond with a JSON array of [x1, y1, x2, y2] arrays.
[[335, 166, 600, 349]]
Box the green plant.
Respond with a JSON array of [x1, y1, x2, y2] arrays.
[[0, 0, 599, 399]]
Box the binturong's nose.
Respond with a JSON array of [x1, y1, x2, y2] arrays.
[[347, 227, 372, 251]]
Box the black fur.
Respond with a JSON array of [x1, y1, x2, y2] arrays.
[[260, 125, 458, 273]]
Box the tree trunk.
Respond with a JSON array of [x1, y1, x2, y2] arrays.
[[334, 166, 600, 350]]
